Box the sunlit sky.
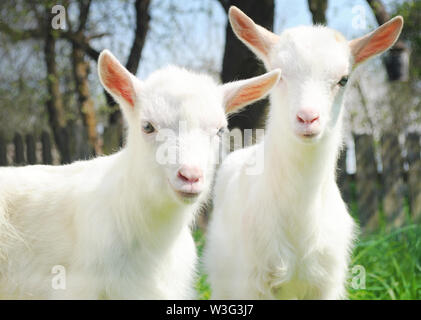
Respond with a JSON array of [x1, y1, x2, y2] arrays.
[[95, 0, 404, 79]]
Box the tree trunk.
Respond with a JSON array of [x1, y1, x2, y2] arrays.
[[219, 0, 275, 132], [108, 0, 151, 126], [0, 131, 7, 166], [71, 41, 100, 155], [44, 17, 67, 160], [25, 133, 36, 165], [308, 0, 328, 25], [366, 0, 390, 25], [41, 130, 53, 165], [100, 0, 151, 154]]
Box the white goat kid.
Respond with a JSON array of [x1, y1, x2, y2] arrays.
[[0, 50, 281, 299], [205, 7, 403, 300]]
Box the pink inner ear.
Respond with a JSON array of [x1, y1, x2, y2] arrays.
[[231, 10, 268, 56], [355, 20, 401, 64], [227, 75, 277, 113], [102, 55, 134, 107], [229, 85, 261, 111]]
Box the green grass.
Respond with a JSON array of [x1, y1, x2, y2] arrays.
[[348, 224, 421, 300], [193, 229, 211, 300], [194, 224, 421, 300]]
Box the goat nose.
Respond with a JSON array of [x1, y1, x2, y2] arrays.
[[178, 166, 203, 184], [297, 110, 320, 124]]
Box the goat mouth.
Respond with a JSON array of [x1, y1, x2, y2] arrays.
[[168, 179, 202, 202], [295, 131, 322, 142], [176, 190, 200, 198], [302, 133, 318, 138], [174, 190, 201, 202]]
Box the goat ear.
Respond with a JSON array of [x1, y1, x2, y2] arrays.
[[222, 69, 281, 114], [349, 16, 404, 66], [98, 49, 138, 108], [228, 6, 279, 65]]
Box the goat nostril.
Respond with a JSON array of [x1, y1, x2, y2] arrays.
[[178, 171, 189, 182], [297, 115, 305, 124], [297, 112, 320, 125], [310, 116, 320, 124]]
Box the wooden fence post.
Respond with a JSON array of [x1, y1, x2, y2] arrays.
[[381, 133, 406, 228], [25, 133, 36, 165], [13, 133, 25, 165], [58, 127, 71, 164], [66, 124, 77, 162], [41, 131, 52, 165], [67, 123, 93, 161], [406, 132, 421, 222], [354, 134, 379, 231], [0, 131, 7, 166], [337, 147, 351, 205]]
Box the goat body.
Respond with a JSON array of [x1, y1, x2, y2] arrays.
[[0, 150, 199, 299], [0, 50, 280, 299], [205, 7, 403, 299]]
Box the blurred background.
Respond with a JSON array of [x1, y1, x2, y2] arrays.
[[0, 0, 420, 299]]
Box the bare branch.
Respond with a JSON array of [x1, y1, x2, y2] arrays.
[[86, 32, 110, 41], [0, 22, 43, 41], [125, 0, 151, 74], [78, 0, 92, 32], [60, 31, 100, 60]]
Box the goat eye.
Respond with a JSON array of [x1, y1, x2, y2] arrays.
[[217, 127, 226, 137], [338, 76, 349, 87], [142, 121, 155, 134]]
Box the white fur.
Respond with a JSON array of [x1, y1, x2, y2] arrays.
[[0, 68, 214, 299], [0, 49, 279, 299], [205, 9, 402, 300]]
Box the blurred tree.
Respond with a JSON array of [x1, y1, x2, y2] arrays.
[[393, 0, 421, 81], [106, 0, 151, 127], [44, 11, 69, 162], [68, 0, 100, 154], [217, 0, 275, 132], [366, 0, 409, 81], [308, 0, 328, 25], [391, 0, 421, 126], [63, 0, 151, 153], [65, 0, 151, 125], [0, 0, 152, 156], [0, 1, 69, 160]]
